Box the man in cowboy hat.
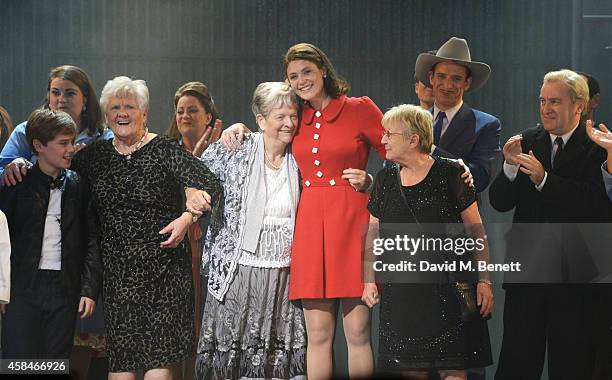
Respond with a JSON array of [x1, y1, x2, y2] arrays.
[[415, 36, 501, 193]]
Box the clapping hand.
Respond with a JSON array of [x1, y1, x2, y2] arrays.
[[503, 134, 523, 166], [193, 119, 223, 157], [516, 150, 545, 185], [586, 120, 612, 153]]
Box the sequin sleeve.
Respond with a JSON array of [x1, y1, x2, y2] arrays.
[[368, 167, 393, 218], [444, 158, 476, 212]]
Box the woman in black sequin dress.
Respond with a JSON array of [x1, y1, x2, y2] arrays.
[[363, 104, 493, 379]]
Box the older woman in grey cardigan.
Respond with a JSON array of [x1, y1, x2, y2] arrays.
[[190, 82, 305, 380]]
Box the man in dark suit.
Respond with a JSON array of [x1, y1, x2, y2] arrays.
[[415, 37, 501, 193], [490, 69, 609, 379]]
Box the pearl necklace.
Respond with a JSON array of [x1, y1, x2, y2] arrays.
[[113, 128, 148, 160], [264, 150, 282, 170]]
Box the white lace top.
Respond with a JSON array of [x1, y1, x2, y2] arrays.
[[238, 161, 293, 268]]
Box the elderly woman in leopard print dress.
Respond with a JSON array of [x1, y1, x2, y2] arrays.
[[70, 76, 223, 380], [190, 82, 306, 380]]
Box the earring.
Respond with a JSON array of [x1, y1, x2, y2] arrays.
[[83, 105, 87, 112]]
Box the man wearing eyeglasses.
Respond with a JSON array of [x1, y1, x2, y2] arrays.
[[415, 37, 502, 193]]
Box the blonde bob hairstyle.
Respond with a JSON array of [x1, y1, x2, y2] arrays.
[[251, 82, 299, 120], [100, 76, 149, 121], [382, 104, 433, 154], [543, 69, 589, 115]]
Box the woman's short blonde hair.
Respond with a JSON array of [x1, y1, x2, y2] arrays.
[[100, 76, 149, 117], [382, 104, 433, 153]]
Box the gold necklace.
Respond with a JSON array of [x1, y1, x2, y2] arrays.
[[113, 128, 148, 160], [264, 150, 282, 170]]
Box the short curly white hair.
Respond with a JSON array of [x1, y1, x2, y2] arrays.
[[251, 82, 298, 119], [99, 76, 149, 117]]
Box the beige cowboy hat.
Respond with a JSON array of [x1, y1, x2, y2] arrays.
[[415, 37, 491, 92]]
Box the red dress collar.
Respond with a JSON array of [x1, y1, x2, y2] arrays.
[[302, 95, 347, 125]]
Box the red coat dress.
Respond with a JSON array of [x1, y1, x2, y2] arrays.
[[289, 95, 385, 299]]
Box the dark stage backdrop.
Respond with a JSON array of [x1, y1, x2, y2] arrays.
[[1, 1, 611, 378]]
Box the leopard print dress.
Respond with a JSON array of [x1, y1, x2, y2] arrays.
[[72, 135, 222, 372]]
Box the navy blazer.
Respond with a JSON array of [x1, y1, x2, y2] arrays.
[[433, 103, 502, 193]]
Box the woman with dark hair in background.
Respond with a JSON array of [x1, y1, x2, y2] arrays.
[[168, 81, 222, 158], [0, 106, 14, 151], [222, 42, 385, 379], [0, 65, 112, 380], [167, 81, 222, 380], [1, 65, 112, 183]]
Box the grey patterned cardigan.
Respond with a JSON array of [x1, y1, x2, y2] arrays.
[[199, 133, 300, 301]]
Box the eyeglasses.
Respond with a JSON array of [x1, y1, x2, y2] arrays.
[[382, 129, 405, 138]]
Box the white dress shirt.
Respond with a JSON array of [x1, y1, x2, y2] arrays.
[[38, 188, 62, 270], [433, 100, 464, 138], [0, 210, 10, 304]]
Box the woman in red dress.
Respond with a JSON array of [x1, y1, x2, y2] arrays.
[[284, 43, 385, 379], [223, 43, 386, 379]]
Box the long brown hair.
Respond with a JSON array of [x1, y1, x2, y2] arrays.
[[0, 106, 14, 150], [43, 65, 103, 135], [283, 43, 350, 99], [167, 81, 220, 140]]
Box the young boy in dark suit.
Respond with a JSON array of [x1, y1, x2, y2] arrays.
[[0, 109, 101, 359]]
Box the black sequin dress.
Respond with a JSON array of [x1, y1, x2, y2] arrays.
[[368, 156, 492, 372], [71, 136, 222, 372]]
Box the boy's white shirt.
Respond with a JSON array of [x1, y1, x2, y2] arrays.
[[0, 210, 10, 304], [38, 189, 62, 270]]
